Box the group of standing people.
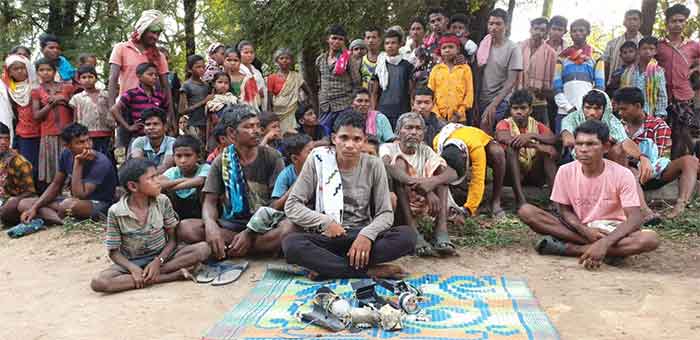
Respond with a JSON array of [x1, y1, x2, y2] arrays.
[[2, 4, 699, 292]]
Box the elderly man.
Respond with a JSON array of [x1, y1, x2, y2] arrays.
[[108, 10, 174, 142], [380, 112, 458, 257]]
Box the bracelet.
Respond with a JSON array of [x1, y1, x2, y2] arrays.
[[158, 256, 165, 264]]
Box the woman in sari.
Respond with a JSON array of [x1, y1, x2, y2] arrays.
[[267, 48, 311, 132]]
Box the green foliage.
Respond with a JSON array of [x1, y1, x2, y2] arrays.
[[451, 214, 530, 248]]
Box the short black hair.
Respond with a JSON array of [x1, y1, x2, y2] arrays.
[[366, 135, 380, 149], [353, 87, 371, 99], [119, 158, 157, 188], [614, 87, 645, 107], [0, 123, 10, 135], [582, 90, 607, 108], [638, 36, 659, 48], [173, 134, 202, 155], [620, 41, 637, 51], [212, 123, 226, 138], [450, 14, 469, 26], [295, 103, 312, 123], [531, 17, 549, 27], [60, 123, 89, 143], [665, 4, 690, 21], [327, 24, 347, 37], [281, 133, 312, 164], [34, 57, 56, 71], [219, 104, 257, 130], [574, 119, 610, 144], [141, 107, 166, 124], [39, 33, 60, 50], [427, 7, 447, 18], [333, 110, 366, 133], [509, 89, 533, 107], [136, 62, 157, 76], [211, 72, 230, 84], [78, 52, 97, 65], [384, 29, 402, 43], [625, 9, 642, 19], [365, 26, 382, 36], [414, 87, 434, 99], [187, 54, 205, 70], [570, 19, 591, 33], [550, 15, 568, 29], [237, 40, 255, 51], [10, 45, 30, 56], [409, 17, 427, 29], [488, 8, 508, 23], [77, 65, 98, 77], [259, 111, 280, 128], [225, 47, 240, 58], [441, 145, 467, 178]]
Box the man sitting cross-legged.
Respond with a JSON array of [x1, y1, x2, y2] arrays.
[[0, 123, 37, 227], [518, 120, 659, 269], [16, 123, 117, 229], [177, 105, 294, 261], [616, 87, 698, 219], [283, 111, 417, 279], [380, 112, 458, 257], [495, 90, 558, 207]]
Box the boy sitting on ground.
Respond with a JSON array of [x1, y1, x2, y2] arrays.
[[16, 123, 117, 229], [0, 123, 36, 227], [158, 135, 211, 219], [129, 108, 176, 174], [270, 134, 314, 211], [518, 120, 659, 269], [90, 159, 211, 293], [495, 90, 558, 207]]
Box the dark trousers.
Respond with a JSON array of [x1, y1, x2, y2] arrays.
[[91, 136, 116, 166], [282, 225, 416, 279], [15, 136, 40, 182]]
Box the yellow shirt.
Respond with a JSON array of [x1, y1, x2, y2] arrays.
[[433, 126, 492, 215], [428, 63, 474, 121]]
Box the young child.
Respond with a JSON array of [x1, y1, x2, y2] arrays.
[[428, 34, 474, 124], [158, 135, 210, 219], [32, 57, 75, 186], [370, 29, 415, 128], [607, 41, 638, 97], [295, 104, 327, 141], [78, 53, 98, 68], [90, 158, 211, 293], [111, 63, 168, 149], [178, 115, 197, 136], [206, 72, 238, 150], [267, 48, 310, 132], [620, 37, 668, 118], [260, 111, 283, 150], [206, 123, 230, 163], [129, 108, 176, 174], [179, 54, 211, 142], [224, 48, 245, 97], [3, 54, 40, 181], [449, 14, 478, 62], [69, 65, 116, 164], [362, 135, 380, 156], [269, 133, 313, 210]]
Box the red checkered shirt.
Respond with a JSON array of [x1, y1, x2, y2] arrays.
[[632, 116, 672, 158]]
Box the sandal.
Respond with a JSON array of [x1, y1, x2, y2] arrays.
[[432, 231, 457, 256], [414, 233, 437, 257], [195, 263, 219, 283], [491, 207, 507, 220], [535, 236, 567, 256], [7, 219, 45, 239], [211, 261, 249, 286]]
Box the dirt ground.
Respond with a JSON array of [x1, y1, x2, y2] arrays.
[[1, 228, 698, 340]]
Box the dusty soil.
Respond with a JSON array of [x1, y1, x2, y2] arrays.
[[1, 228, 699, 340]]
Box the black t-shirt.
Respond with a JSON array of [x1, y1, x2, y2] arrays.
[[374, 60, 414, 120]]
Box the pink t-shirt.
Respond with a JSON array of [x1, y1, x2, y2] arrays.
[[550, 159, 639, 224], [109, 41, 168, 94]]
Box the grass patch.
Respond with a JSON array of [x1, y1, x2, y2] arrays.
[[62, 216, 103, 237], [450, 214, 531, 248], [651, 199, 700, 243]]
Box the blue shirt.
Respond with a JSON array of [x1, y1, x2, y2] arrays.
[[271, 165, 298, 199], [59, 149, 117, 203], [130, 136, 176, 166], [163, 163, 211, 199]]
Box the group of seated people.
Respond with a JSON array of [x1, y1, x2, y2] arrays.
[[1, 83, 677, 293]]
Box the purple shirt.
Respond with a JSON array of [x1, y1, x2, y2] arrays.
[[119, 85, 168, 125]]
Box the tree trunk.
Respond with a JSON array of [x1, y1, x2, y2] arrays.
[[301, 47, 319, 113], [183, 0, 196, 56], [469, 0, 497, 42], [505, 0, 516, 37], [542, 0, 554, 18], [640, 0, 658, 36]]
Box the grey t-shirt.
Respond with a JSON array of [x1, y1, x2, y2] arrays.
[[181, 80, 210, 127], [203, 146, 285, 214], [479, 39, 523, 106], [284, 153, 394, 241]]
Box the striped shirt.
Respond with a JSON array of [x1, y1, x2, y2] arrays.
[[553, 57, 605, 114], [119, 85, 168, 126], [104, 194, 178, 259]]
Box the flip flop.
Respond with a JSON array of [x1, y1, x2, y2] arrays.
[[414, 234, 437, 257], [211, 261, 249, 286], [432, 231, 457, 256], [195, 263, 219, 283], [642, 213, 662, 226], [6, 219, 45, 238], [535, 236, 567, 256]]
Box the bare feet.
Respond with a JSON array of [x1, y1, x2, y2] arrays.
[[667, 201, 687, 219], [366, 264, 409, 279], [491, 201, 506, 219], [641, 208, 662, 225]]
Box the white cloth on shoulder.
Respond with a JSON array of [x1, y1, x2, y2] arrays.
[[311, 146, 343, 225]]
